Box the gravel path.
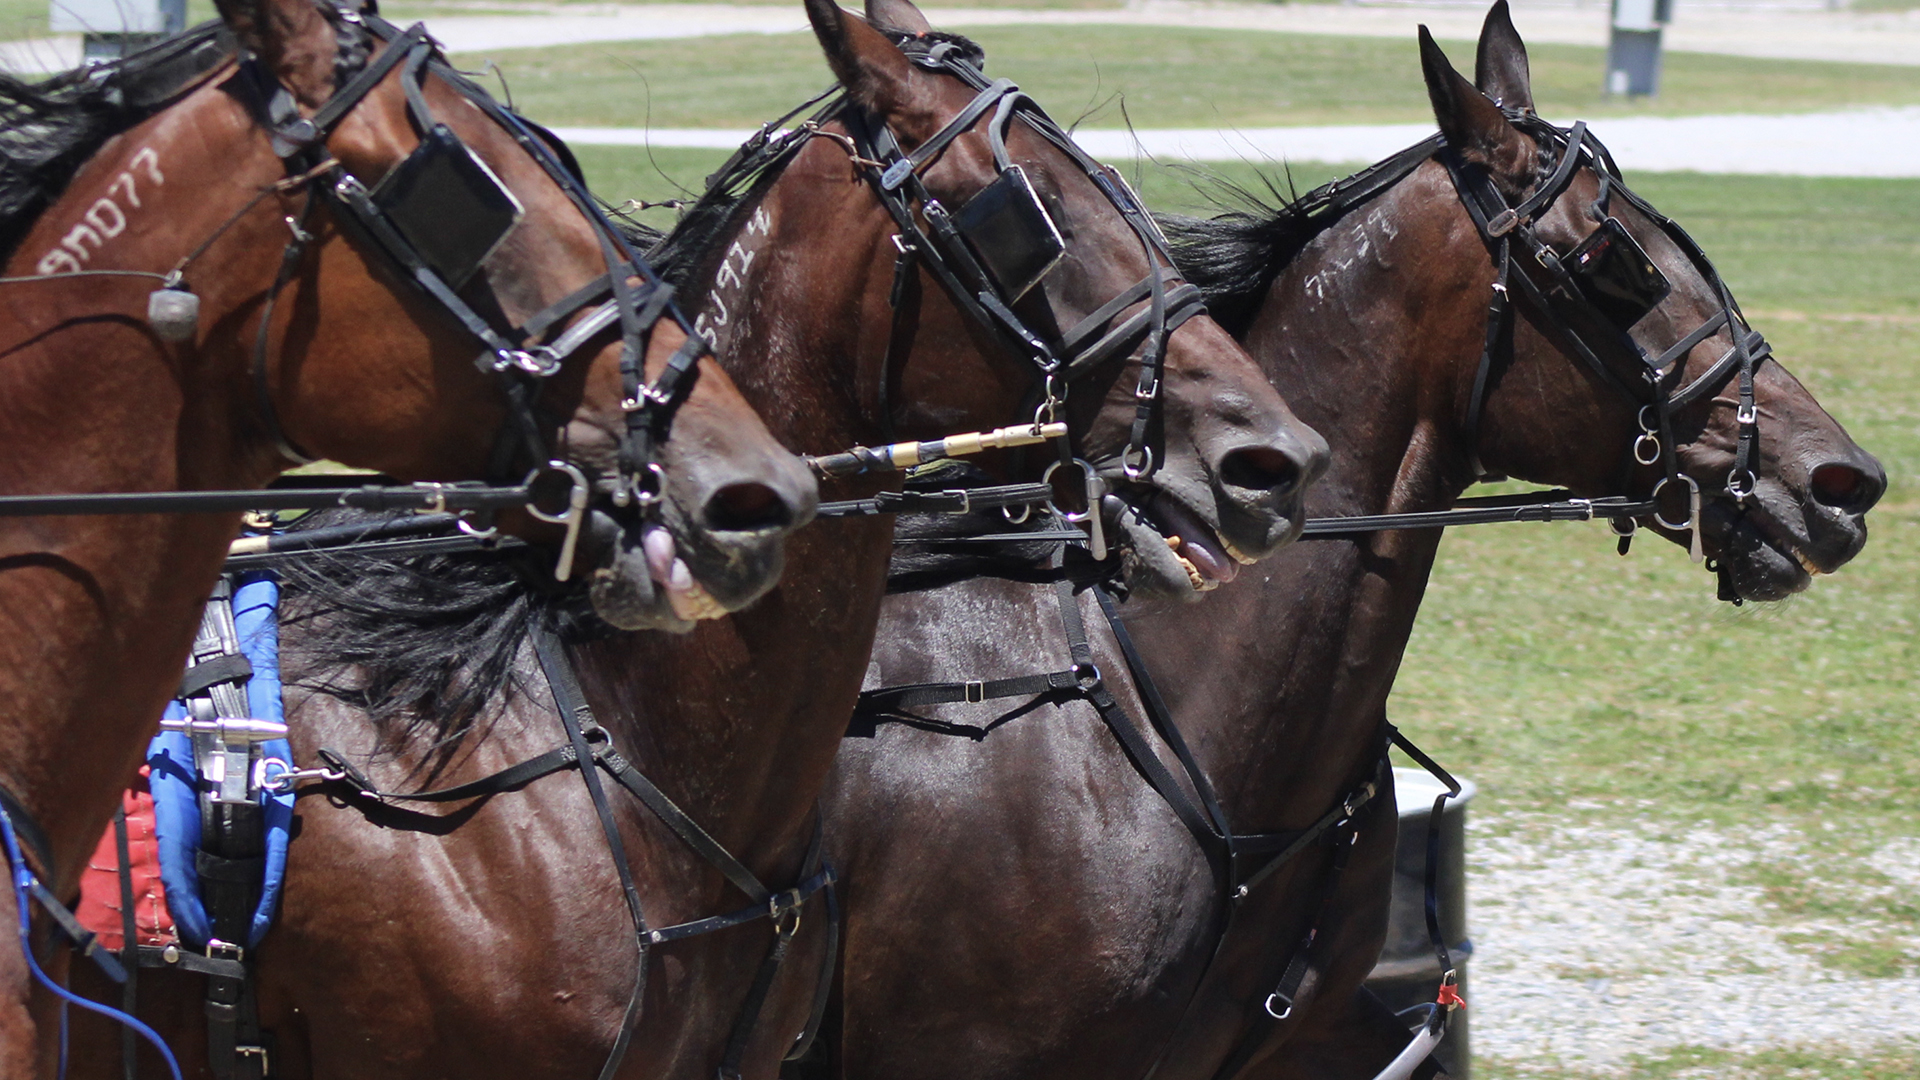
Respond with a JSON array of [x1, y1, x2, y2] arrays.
[[1469, 811, 1920, 1071]]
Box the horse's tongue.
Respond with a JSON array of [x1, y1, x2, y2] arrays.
[[1152, 498, 1238, 585], [1173, 532, 1237, 584]]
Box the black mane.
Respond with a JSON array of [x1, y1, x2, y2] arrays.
[[1157, 171, 1354, 339], [275, 509, 575, 766]]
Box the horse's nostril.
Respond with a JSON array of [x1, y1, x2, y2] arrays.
[[1810, 462, 1884, 514], [1219, 445, 1302, 497], [704, 482, 794, 534]]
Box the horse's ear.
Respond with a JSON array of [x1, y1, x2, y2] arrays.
[[865, 0, 933, 36], [1474, 1, 1535, 113], [1421, 26, 1531, 179], [806, 0, 921, 121], [213, 0, 342, 105]]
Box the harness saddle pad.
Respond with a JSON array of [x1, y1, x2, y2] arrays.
[[77, 574, 295, 950]]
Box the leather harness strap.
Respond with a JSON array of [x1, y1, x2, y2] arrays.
[[310, 624, 837, 1080]]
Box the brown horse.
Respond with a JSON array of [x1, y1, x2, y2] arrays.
[[807, 6, 1884, 1080], [69, 0, 1321, 1077], [0, 0, 812, 1070]]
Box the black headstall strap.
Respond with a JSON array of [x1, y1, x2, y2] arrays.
[[825, 37, 1206, 478], [238, 6, 707, 515], [1440, 112, 1775, 518]]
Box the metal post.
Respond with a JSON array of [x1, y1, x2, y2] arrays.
[[1605, 0, 1672, 97], [48, 0, 183, 62]]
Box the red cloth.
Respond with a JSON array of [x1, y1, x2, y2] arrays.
[[76, 768, 175, 951]]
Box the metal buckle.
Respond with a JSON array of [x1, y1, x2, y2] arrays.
[[891, 233, 914, 255], [1264, 992, 1293, 1021], [964, 681, 986, 704], [1486, 208, 1519, 237], [622, 383, 676, 413], [1134, 378, 1160, 404], [1736, 403, 1757, 426]]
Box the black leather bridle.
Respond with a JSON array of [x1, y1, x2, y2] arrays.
[[835, 34, 1208, 494], [1442, 112, 1774, 557], [238, 9, 704, 526]]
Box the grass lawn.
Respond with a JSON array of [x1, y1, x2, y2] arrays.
[[458, 25, 1920, 130]]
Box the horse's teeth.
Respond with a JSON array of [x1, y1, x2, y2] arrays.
[[1219, 534, 1258, 566]]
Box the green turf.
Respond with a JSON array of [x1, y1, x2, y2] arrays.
[[458, 25, 1920, 130]]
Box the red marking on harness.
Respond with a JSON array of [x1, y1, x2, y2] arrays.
[[76, 768, 177, 951], [1435, 982, 1467, 1011]]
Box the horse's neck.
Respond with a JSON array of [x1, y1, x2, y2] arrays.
[[566, 145, 898, 872], [0, 84, 288, 883], [1138, 187, 1480, 829]]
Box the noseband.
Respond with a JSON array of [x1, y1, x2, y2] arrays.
[[1442, 113, 1773, 553], [235, 9, 703, 527]]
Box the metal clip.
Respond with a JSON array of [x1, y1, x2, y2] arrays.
[[525, 461, 592, 582], [880, 158, 915, 191], [500, 348, 563, 378]]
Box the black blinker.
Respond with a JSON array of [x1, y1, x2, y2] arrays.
[[1566, 216, 1671, 330], [953, 165, 1066, 301], [373, 124, 526, 289]]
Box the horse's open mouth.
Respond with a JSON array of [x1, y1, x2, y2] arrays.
[[581, 510, 742, 631], [635, 524, 732, 622], [1702, 497, 1822, 602], [1103, 488, 1254, 596]]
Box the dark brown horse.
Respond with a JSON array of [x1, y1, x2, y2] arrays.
[[70, 0, 1321, 1077], [0, 0, 812, 1068], [808, 7, 1885, 1080]]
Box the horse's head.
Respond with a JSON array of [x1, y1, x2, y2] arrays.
[[798, 0, 1326, 599], [203, 0, 816, 628], [1418, 2, 1882, 601]]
